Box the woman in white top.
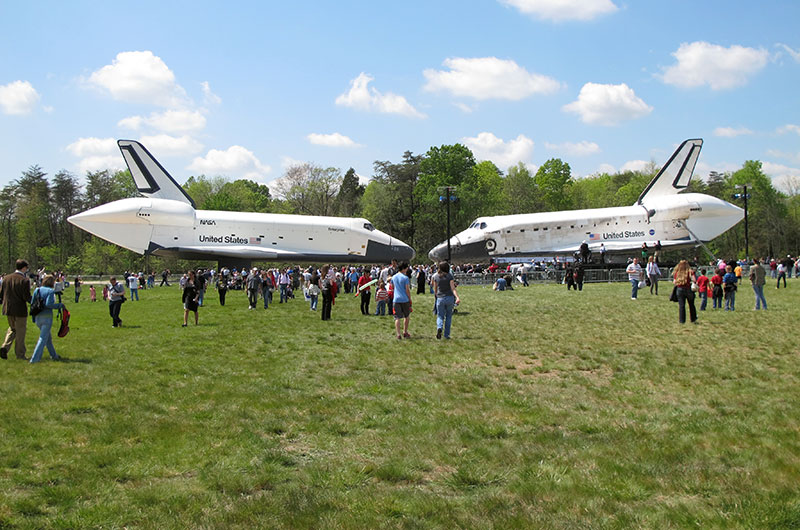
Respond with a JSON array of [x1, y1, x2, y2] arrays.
[[646, 256, 661, 295]]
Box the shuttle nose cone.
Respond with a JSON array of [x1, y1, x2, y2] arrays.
[[428, 242, 447, 262], [393, 239, 416, 262]]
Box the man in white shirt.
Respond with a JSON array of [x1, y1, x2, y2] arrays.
[[127, 274, 139, 301], [626, 257, 643, 300]]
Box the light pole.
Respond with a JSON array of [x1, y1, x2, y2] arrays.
[[734, 184, 751, 261], [438, 186, 458, 262]]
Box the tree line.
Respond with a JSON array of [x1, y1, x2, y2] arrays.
[[4, 144, 799, 274]]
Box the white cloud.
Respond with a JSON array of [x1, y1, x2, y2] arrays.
[[762, 161, 800, 192], [355, 172, 371, 186], [620, 160, 649, 172], [499, 0, 618, 22], [139, 134, 203, 157], [306, 132, 362, 148], [87, 50, 189, 107], [66, 137, 117, 158], [713, 126, 753, 138], [776, 43, 800, 63], [65, 137, 125, 173], [281, 156, 304, 170], [423, 57, 563, 101], [659, 42, 769, 90], [462, 132, 534, 170], [562, 82, 652, 125], [0, 80, 40, 115], [453, 102, 475, 113], [118, 109, 207, 134], [335, 73, 425, 118], [593, 163, 617, 175], [188, 146, 271, 181], [767, 149, 800, 165], [201, 81, 221, 105], [544, 140, 601, 157], [777, 124, 800, 136]]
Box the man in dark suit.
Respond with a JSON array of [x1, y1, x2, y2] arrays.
[[1, 259, 32, 360]]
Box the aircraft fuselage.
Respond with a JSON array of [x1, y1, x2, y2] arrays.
[[428, 193, 742, 262], [69, 197, 414, 265]]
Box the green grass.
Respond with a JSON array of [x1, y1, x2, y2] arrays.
[[1, 281, 799, 528]]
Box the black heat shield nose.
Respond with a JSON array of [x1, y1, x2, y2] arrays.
[[365, 239, 415, 262]]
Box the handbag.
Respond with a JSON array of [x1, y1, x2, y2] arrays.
[[691, 282, 698, 292], [57, 307, 70, 338]]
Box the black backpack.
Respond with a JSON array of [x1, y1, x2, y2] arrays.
[[30, 289, 45, 320]]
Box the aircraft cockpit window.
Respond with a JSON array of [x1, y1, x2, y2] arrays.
[[363, 222, 375, 231], [479, 222, 487, 229]]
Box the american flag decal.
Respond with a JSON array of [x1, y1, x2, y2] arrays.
[[589, 233, 599, 241], [250, 237, 262, 244]]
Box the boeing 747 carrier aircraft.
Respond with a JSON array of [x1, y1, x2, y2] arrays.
[[69, 140, 415, 269], [428, 139, 743, 262]]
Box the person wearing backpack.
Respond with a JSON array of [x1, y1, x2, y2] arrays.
[[30, 274, 65, 363]]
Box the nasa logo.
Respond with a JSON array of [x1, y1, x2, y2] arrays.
[[649, 229, 655, 236], [200, 219, 216, 226]]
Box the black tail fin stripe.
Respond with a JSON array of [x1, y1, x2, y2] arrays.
[[118, 140, 196, 208]]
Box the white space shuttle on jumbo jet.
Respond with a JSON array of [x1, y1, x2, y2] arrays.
[[68, 140, 415, 269], [429, 139, 743, 262]]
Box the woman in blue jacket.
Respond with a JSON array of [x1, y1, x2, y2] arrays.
[[30, 274, 65, 363]]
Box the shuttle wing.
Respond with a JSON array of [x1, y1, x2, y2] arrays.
[[118, 140, 197, 207], [152, 245, 279, 260], [549, 239, 692, 254], [148, 244, 371, 262]]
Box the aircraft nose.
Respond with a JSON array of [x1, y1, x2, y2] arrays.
[[428, 242, 447, 262], [392, 239, 416, 262]]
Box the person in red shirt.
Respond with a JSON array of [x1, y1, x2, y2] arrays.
[[710, 269, 724, 309], [357, 270, 373, 316], [696, 268, 710, 311]]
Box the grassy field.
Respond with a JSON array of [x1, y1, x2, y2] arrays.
[[1, 279, 799, 528]]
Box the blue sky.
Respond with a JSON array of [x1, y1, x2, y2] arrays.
[[1, 0, 799, 194]]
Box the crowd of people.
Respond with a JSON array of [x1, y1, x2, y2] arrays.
[[624, 255, 783, 324], [1, 250, 797, 363], [170, 260, 460, 339]]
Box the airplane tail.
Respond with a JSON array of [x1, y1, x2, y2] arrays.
[[118, 140, 196, 208], [637, 139, 703, 205]]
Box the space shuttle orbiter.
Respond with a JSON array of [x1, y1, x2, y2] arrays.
[[429, 139, 743, 262], [69, 140, 415, 269]]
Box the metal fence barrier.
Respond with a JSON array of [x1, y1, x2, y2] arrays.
[[452, 269, 674, 285]]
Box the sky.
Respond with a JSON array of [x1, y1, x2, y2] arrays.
[[1, 0, 799, 194]]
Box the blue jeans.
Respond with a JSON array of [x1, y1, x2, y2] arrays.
[[130, 288, 139, 301], [30, 315, 58, 363], [280, 284, 289, 303], [699, 291, 708, 311], [630, 279, 639, 299], [724, 291, 736, 311], [435, 295, 456, 338], [198, 289, 205, 306], [263, 290, 270, 309], [375, 300, 386, 316], [753, 285, 767, 309], [309, 294, 318, 310]]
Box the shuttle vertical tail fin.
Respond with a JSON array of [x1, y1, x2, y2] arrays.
[[117, 140, 196, 208], [637, 139, 703, 205]]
